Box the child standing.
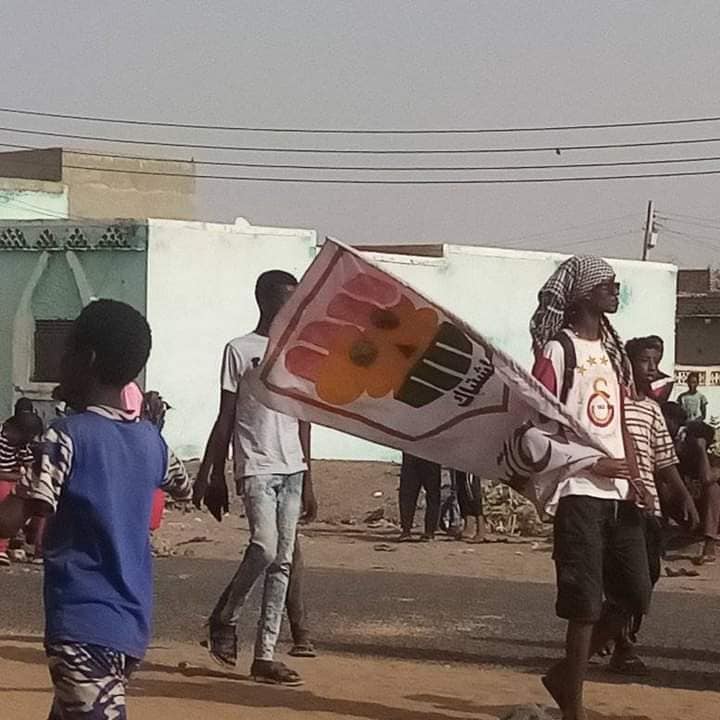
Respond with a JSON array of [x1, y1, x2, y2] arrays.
[[678, 372, 708, 423], [0, 299, 192, 719]]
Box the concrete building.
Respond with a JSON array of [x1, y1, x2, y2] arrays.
[[0, 176, 68, 220], [0, 147, 195, 220], [0, 217, 678, 462]]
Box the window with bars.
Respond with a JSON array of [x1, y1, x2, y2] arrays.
[[33, 319, 74, 383]]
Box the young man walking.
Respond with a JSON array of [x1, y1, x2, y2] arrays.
[[530, 255, 652, 720], [607, 337, 698, 675], [195, 270, 316, 685]]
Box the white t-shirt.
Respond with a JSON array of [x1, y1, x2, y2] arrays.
[[534, 330, 629, 509], [221, 333, 307, 479]]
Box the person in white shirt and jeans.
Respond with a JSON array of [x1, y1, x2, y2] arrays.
[[195, 270, 315, 686], [530, 255, 652, 720]]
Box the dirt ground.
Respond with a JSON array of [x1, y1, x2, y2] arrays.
[[153, 460, 720, 595], [3, 460, 719, 719], [0, 636, 717, 720]]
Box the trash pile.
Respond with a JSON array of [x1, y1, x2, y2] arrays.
[[482, 481, 548, 537]]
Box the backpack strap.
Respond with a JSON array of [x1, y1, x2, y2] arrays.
[[553, 330, 577, 404]]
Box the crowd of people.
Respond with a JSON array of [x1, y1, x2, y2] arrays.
[[0, 259, 718, 719]]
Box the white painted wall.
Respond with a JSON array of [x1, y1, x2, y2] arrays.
[[144, 218, 316, 459], [146, 228, 678, 463], [0, 187, 68, 220], [346, 245, 677, 463]]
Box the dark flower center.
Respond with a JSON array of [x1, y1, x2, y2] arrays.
[[349, 339, 379, 367]]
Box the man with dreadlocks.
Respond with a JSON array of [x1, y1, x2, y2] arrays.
[[530, 255, 653, 720]]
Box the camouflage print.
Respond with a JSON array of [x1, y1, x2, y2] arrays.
[[46, 643, 139, 720]]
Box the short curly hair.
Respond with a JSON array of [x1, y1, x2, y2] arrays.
[[72, 300, 152, 387]]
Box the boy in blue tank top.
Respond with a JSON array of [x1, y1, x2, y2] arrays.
[[0, 300, 193, 720]]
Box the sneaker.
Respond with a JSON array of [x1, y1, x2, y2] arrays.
[[206, 620, 238, 669], [0, 552, 10, 567]]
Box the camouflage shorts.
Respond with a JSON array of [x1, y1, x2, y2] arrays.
[[47, 643, 139, 719]]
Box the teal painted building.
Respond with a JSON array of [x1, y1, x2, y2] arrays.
[[0, 220, 147, 425]]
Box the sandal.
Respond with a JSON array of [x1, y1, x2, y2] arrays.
[[250, 659, 304, 686], [692, 555, 717, 566], [289, 641, 317, 658]]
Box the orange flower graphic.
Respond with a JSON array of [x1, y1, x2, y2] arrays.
[[285, 275, 439, 406]]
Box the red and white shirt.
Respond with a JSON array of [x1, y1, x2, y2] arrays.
[[533, 330, 630, 508]]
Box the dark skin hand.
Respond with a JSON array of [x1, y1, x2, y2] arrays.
[[657, 465, 700, 529], [193, 389, 235, 521]]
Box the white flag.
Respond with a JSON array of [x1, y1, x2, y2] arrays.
[[250, 239, 609, 513]]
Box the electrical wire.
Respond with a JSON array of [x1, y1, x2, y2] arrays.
[[2, 105, 720, 134], [4, 140, 720, 173], [4, 124, 720, 155], [52, 163, 720, 184]]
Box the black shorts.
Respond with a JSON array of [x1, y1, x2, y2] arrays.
[[553, 496, 652, 623]]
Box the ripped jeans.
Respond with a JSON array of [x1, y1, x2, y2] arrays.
[[210, 473, 303, 661]]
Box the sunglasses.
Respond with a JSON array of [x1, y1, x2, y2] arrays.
[[596, 280, 621, 294]]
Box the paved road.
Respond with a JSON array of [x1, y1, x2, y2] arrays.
[[1, 559, 718, 693]]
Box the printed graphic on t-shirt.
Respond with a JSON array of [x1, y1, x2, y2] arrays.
[[585, 370, 615, 429]]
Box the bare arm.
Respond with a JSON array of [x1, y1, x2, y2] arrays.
[[656, 465, 700, 528], [193, 389, 237, 521], [299, 421, 317, 523], [196, 390, 237, 486]]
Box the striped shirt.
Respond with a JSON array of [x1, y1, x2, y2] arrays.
[[624, 396, 678, 516], [0, 424, 33, 476], [16, 406, 193, 510]]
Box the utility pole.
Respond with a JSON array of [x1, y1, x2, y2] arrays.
[[642, 200, 657, 261]]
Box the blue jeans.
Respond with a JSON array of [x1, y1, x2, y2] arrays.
[[210, 473, 303, 661]]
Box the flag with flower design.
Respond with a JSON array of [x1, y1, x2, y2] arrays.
[[250, 239, 612, 513]]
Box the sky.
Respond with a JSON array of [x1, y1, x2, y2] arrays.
[[1, 1, 720, 267]]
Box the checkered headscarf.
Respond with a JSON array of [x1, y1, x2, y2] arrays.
[[530, 255, 632, 386]]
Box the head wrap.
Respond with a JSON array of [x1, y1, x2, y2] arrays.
[[530, 255, 632, 386]]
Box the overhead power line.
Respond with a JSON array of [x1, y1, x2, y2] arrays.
[[2, 105, 720, 134], [51, 163, 720, 184], [4, 125, 720, 155], [5, 140, 720, 173]]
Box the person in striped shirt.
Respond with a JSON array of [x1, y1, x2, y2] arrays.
[[607, 337, 698, 675], [0, 399, 43, 566]]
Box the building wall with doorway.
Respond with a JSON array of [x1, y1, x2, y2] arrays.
[[0, 220, 147, 425]]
